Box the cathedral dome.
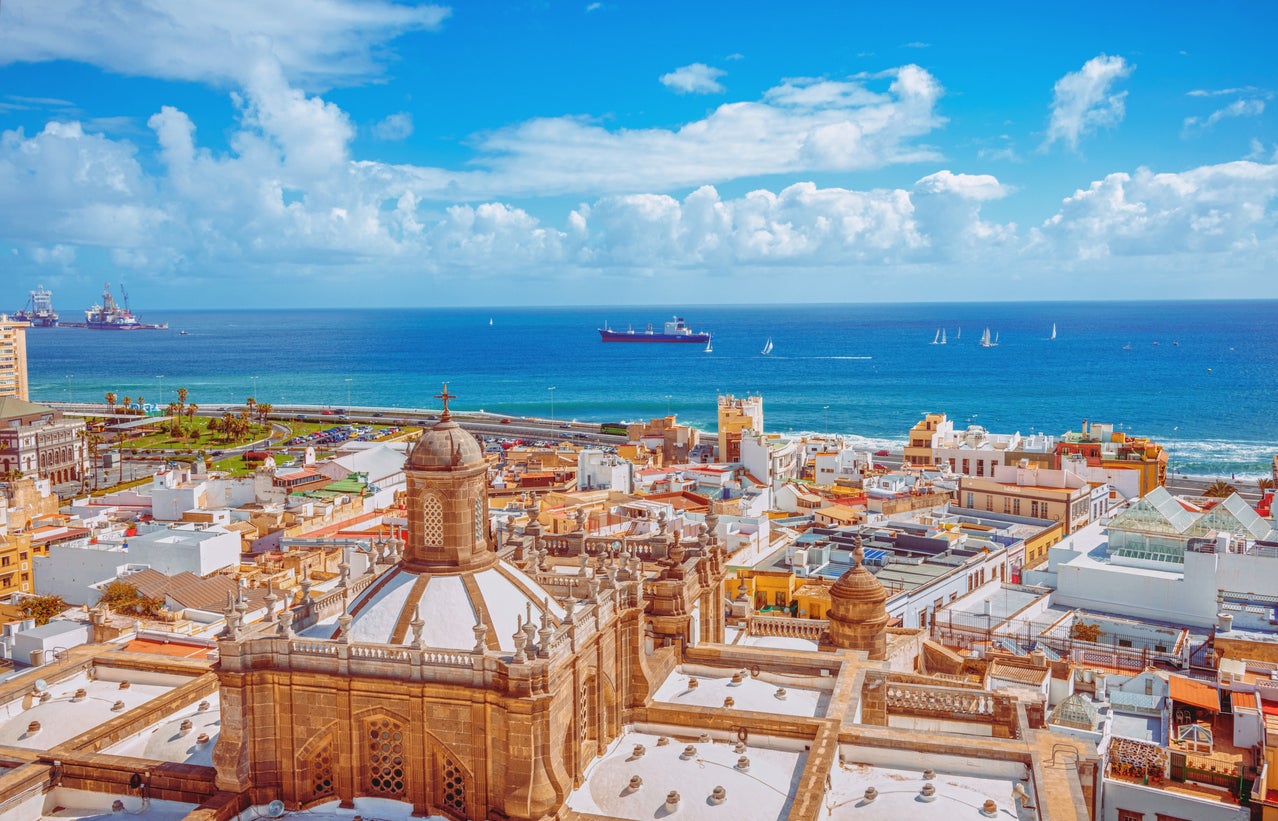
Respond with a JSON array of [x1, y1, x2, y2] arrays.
[[303, 561, 565, 652], [406, 417, 484, 471], [405, 386, 484, 471]]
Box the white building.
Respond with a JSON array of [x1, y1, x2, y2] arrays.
[[577, 449, 634, 493], [33, 522, 241, 605]]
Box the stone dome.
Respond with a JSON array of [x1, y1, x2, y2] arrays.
[[302, 561, 565, 653], [406, 415, 484, 471], [826, 544, 888, 659]]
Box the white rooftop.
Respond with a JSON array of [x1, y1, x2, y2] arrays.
[[104, 692, 221, 765], [828, 745, 1037, 820], [567, 729, 808, 821], [39, 789, 195, 820], [731, 633, 819, 652], [653, 666, 829, 718], [0, 669, 180, 749]]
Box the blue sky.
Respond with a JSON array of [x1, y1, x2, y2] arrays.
[[1, 0, 1275, 309]]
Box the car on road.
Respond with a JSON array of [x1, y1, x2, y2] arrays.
[[559, 423, 570, 429], [500, 418, 511, 424], [874, 449, 890, 457]]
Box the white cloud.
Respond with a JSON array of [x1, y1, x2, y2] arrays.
[[659, 63, 727, 95], [1187, 86, 1265, 97], [1042, 54, 1133, 151], [372, 112, 414, 141], [1183, 98, 1265, 132], [901, 41, 931, 49], [585, 2, 603, 11], [0, 0, 450, 89], [1032, 161, 1278, 259]]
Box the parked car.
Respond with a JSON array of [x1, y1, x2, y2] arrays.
[[874, 449, 890, 457]]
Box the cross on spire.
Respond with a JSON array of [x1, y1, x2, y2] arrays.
[[435, 383, 455, 419]]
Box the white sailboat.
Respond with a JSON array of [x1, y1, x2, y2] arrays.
[[939, 328, 947, 345], [704, 335, 713, 353], [760, 337, 773, 355], [979, 327, 997, 348], [956, 327, 961, 341], [930, 329, 940, 345], [1049, 323, 1056, 341]]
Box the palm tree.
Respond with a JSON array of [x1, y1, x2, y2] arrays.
[[257, 402, 273, 425], [246, 397, 256, 418], [186, 403, 199, 439], [105, 392, 117, 414], [1259, 477, 1276, 493], [1204, 479, 1237, 498], [135, 396, 145, 416], [175, 387, 189, 436], [121, 396, 132, 415], [166, 403, 182, 436]]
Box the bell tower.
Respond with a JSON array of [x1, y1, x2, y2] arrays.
[[403, 385, 495, 573]]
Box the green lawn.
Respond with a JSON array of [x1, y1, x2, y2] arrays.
[[125, 416, 272, 451]]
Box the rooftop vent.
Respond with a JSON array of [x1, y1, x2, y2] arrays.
[[981, 799, 999, 817], [681, 745, 697, 759], [863, 786, 878, 803], [625, 775, 642, 794], [710, 786, 726, 805], [656, 736, 670, 746], [920, 783, 937, 802], [111, 700, 126, 712], [663, 791, 680, 813], [197, 700, 210, 711], [26, 721, 40, 735], [687, 677, 699, 689], [736, 756, 750, 771], [733, 740, 747, 754], [729, 671, 744, 686], [119, 680, 131, 690], [723, 696, 735, 708], [631, 744, 646, 759], [178, 719, 193, 736], [196, 733, 211, 747], [72, 688, 87, 702], [775, 687, 788, 700]]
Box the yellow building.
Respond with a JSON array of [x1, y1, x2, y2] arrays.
[[1057, 420, 1168, 495], [0, 315, 28, 401], [725, 568, 835, 617], [717, 393, 763, 463], [904, 412, 946, 467]]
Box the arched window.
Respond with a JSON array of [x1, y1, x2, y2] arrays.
[[422, 494, 444, 546]]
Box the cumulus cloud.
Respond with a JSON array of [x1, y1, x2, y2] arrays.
[[1042, 54, 1133, 151], [372, 112, 414, 141], [0, 0, 450, 89], [659, 63, 727, 95], [1031, 161, 1278, 259], [1183, 98, 1265, 132]]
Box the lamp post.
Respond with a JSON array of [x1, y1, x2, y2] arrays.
[[155, 374, 164, 408], [548, 386, 556, 423], [345, 378, 352, 408]]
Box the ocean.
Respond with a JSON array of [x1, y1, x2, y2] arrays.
[[20, 300, 1278, 478]]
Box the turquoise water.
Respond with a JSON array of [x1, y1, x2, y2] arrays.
[[22, 301, 1278, 477]]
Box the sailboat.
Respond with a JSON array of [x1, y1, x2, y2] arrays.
[[956, 327, 961, 341], [704, 335, 713, 353], [489, 317, 493, 327], [1049, 323, 1057, 341], [979, 327, 997, 348], [939, 328, 947, 345], [760, 337, 773, 356], [930, 329, 941, 345]]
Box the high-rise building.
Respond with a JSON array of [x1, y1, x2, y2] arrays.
[[0, 315, 29, 401], [716, 393, 763, 463]]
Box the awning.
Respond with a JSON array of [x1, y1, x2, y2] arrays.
[[1169, 675, 1220, 712]]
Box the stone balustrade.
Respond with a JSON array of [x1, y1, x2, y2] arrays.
[[884, 681, 1003, 719], [747, 614, 827, 641]]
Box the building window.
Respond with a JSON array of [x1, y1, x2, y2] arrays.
[[976, 461, 984, 476], [1117, 811, 1143, 821], [966, 492, 974, 508], [962, 459, 970, 475], [1003, 498, 1011, 513], [985, 495, 993, 512], [442, 758, 467, 818], [366, 718, 406, 797], [422, 494, 445, 545], [1013, 499, 1021, 515]]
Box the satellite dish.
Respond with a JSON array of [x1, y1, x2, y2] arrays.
[[265, 799, 286, 818], [33, 679, 48, 693]]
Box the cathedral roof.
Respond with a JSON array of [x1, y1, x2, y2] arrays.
[[302, 561, 565, 652]]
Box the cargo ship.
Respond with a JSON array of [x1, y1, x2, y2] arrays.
[[599, 316, 711, 343], [13, 285, 59, 327], [68, 282, 168, 330]]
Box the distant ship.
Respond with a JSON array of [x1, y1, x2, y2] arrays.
[[599, 316, 711, 343], [81, 282, 168, 330], [13, 285, 59, 327]]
